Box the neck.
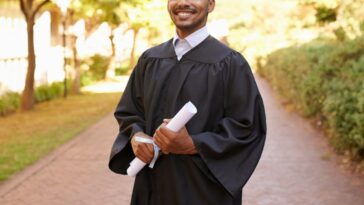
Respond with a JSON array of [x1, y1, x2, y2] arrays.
[[176, 24, 206, 39]]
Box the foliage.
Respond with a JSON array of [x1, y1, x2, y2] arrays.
[[34, 82, 64, 103], [84, 54, 111, 81], [0, 82, 66, 116], [257, 34, 364, 158], [80, 72, 95, 87], [315, 5, 337, 24], [299, 0, 364, 37], [69, 0, 149, 32], [0, 92, 20, 116], [66, 0, 167, 74], [114, 61, 131, 76], [209, 0, 364, 66], [70, 0, 121, 30]]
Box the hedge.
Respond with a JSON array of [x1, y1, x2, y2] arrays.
[[0, 92, 20, 116], [0, 82, 65, 116], [257, 35, 364, 158], [35, 82, 64, 103]]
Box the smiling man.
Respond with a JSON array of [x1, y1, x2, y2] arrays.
[[109, 0, 266, 204]]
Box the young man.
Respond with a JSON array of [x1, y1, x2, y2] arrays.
[[109, 0, 266, 204]]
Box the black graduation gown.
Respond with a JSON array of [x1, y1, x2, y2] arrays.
[[109, 36, 266, 205]]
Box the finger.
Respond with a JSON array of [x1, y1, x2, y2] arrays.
[[135, 147, 147, 163], [163, 118, 171, 123], [140, 143, 154, 161], [146, 143, 154, 154], [132, 145, 138, 155], [157, 128, 176, 154], [155, 125, 162, 133], [179, 126, 187, 133], [131, 137, 136, 146], [131, 141, 139, 155], [138, 155, 148, 163], [139, 143, 151, 157], [155, 129, 170, 148], [153, 136, 168, 154], [154, 130, 166, 145], [154, 136, 162, 148], [159, 125, 174, 136], [154, 137, 166, 153]]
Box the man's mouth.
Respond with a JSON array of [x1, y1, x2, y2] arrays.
[[177, 11, 193, 17], [174, 8, 196, 18]]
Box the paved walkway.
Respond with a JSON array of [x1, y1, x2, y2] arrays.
[[0, 76, 364, 205]]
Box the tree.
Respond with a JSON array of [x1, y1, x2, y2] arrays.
[[19, 0, 51, 111], [68, 0, 153, 81], [68, 0, 129, 86], [298, 0, 364, 38], [60, 0, 167, 87], [85, 0, 125, 80], [124, 0, 170, 70]]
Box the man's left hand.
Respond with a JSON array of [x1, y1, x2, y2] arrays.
[[154, 119, 197, 155]]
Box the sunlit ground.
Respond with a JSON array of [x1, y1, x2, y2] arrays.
[[81, 75, 130, 94]]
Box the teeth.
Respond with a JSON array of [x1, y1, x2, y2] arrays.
[[178, 12, 191, 17]]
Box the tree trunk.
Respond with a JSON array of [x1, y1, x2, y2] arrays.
[[21, 18, 36, 111], [71, 35, 81, 94], [129, 28, 139, 72], [106, 32, 116, 79], [50, 9, 61, 46], [61, 14, 68, 98]]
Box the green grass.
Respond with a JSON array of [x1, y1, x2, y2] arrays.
[[0, 92, 120, 181]]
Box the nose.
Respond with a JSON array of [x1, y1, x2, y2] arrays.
[[175, 0, 191, 4], [174, 0, 192, 8]]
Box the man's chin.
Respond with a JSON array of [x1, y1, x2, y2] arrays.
[[173, 18, 206, 34], [175, 23, 197, 32]]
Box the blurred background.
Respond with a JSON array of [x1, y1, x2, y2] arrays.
[[0, 0, 364, 203]]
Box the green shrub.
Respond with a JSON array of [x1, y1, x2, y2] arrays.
[[115, 60, 131, 76], [80, 72, 95, 87], [257, 35, 364, 158], [86, 54, 111, 81], [0, 82, 65, 117], [34, 82, 63, 103], [0, 92, 20, 116], [315, 5, 337, 24], [0, 82, 72, 116]]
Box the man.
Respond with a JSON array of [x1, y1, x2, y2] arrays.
[[109, 0, 266, 204]]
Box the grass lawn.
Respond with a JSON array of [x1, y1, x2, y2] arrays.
[[0, 92, 121, 181]]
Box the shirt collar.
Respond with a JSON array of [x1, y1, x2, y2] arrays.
[[173, 26, 209, 48]]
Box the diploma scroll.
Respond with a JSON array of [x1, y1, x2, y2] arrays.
[[127, 101, 198, 177]]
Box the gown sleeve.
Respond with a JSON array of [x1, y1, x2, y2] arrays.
[[108, 54, 146, 175], [190, 52, 267, 196]]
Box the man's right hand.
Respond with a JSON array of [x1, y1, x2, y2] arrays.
[[131, 132, 154, 164]]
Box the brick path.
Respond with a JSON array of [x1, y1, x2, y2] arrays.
[[0, 76, 364, 205]]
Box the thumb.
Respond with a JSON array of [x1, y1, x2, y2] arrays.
[[163, 118, 171, 123]]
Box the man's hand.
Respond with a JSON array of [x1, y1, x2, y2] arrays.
[[131, 132, 154, 163], [154, 119, 197, 155]]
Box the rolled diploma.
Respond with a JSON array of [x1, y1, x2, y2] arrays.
[[126, 101, 198, 177]]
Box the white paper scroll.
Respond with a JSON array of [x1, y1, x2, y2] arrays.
[[126, 101, 198, 177]]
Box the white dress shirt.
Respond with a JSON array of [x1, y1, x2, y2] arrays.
[[173, 26, 209, 61]]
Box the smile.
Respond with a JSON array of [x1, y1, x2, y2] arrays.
[[177, 12, 193, 17]]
